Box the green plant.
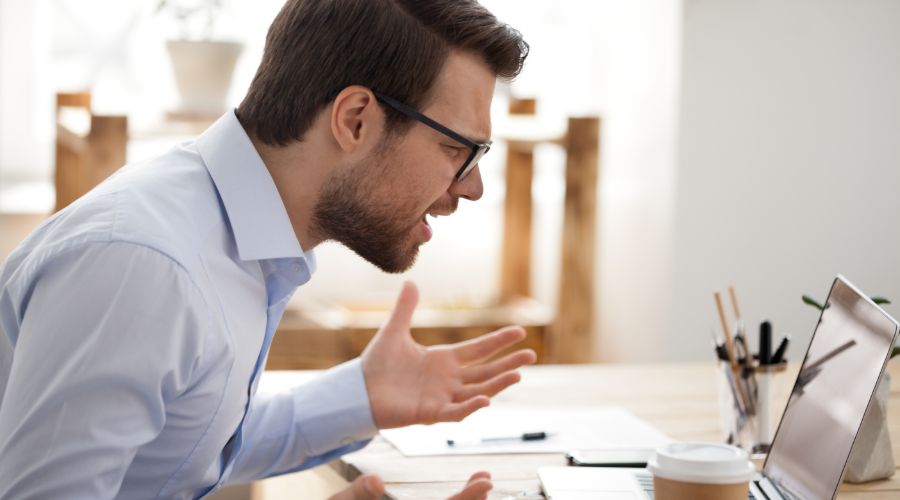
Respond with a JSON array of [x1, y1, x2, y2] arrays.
[[802, 294, 899, 358]]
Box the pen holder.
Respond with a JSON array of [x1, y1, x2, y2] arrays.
[[716, 361, 755, 451], [717, 360, 787, 453], [752, 361, 787, 454]]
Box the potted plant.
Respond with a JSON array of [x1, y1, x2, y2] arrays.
[[156, 0, 243, 119], [803, 294, 896, 482]]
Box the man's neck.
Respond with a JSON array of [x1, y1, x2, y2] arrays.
[[244, 130, 333, 252]]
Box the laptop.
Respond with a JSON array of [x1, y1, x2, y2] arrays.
[[540, 275, 899, 500]]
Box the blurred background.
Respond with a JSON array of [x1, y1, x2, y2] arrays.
[[1, 0, 899, 366]]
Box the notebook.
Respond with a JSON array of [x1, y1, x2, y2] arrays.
[[540, 275, 899, 500]]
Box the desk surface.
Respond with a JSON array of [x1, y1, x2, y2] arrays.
[[261, 362, 900, 499]]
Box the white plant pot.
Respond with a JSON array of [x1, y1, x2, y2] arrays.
[[166, 39, 243, 118], [844, 371, 895, 483]]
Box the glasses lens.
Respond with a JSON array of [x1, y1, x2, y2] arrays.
[[457, 144, 491, 181]]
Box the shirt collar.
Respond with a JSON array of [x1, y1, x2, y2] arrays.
[[196, 110, 314, 267]]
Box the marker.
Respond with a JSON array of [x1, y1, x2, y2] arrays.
[[447, 431, 550, 447], [771, 336, 791, 364], [759, 321, 772, 365]]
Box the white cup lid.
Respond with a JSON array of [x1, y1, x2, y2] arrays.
[[647, 442, 756, 485]]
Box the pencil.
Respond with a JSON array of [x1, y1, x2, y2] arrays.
[[715, 291, 749, 410], [728, 286, 756, 414], [728, 286, 742, 320], [715, 291, 737, 368]]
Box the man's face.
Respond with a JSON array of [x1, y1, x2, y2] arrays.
[[312, 51, 495, 273]]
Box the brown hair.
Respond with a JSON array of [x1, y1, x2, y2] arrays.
[[236, 0, 528, 146]]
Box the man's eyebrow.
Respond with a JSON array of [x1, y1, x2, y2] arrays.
[[438, 129, 490, 146], [457, 130, 491, 145], [431, 113, 490, 144]]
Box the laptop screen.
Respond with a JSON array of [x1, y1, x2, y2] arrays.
[[763, 276, 898, 499]]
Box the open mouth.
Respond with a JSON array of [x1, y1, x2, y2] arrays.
[[419, 214, 433, 242], [418, 207, 454, 243]]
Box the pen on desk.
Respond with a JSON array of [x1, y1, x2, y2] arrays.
[[771, 335, 790, 364], [446, 431, 550, 447]]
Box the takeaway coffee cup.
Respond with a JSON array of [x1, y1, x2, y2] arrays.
[[647, 442, 756, 500]]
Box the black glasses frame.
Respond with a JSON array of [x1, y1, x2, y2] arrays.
[[373, 91, 491, 181]]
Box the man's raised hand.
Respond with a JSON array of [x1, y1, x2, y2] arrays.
[[361, 281, 537, 429]]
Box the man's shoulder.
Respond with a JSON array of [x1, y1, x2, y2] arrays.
[[6, 143, 233, 281], [103, 143, 228, 258]]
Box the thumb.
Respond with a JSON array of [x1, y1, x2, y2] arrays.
[[328, 474, 384, 500], [383, 281, 419, 333]]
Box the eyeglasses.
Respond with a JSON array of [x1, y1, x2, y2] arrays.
[[373, 91, 491, 181]]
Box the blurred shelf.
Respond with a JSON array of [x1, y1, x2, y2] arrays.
[[269, 297, 552, 370]]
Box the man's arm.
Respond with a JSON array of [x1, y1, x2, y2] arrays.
[[0, 242, 207, 498], [222, 358, 376, 484], [226, 281, 535, 494]]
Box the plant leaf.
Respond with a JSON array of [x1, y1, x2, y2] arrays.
[[802, 295, 825, 311], [872, 297, 892, 305], [892, 346, 900, 359]]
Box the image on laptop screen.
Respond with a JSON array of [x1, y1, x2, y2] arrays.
[[763, 276, 898, 499]]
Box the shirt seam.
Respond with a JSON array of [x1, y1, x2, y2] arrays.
[[154, 256, 239, 500], [21, 237, 214, 379]]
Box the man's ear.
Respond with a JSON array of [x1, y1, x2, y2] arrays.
[[330, 86, 381, 153]]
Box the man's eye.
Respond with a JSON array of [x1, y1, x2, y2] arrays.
[[442, 144, 465, 157]]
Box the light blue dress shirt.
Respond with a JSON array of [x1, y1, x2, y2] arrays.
[[0, 111, 377, 499]]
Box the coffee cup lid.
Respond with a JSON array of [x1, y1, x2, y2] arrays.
[[647, 442, 756, 485]]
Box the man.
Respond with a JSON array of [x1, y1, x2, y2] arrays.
[[0, 0, 532, 498]]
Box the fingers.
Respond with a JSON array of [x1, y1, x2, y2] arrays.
[[467, 471, 491, 482], [448, 471, 493, 500], [453, 326, 527, 364], [454, 371, 521, 402], [461, 349, 537, 384], [383, 281, 419, 333], [435, 395, 489, 423], [328, 474, 384, 500]]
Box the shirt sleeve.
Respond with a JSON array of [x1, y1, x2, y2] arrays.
[[0, 242, 208, 499], [222, 358, 377, 485]]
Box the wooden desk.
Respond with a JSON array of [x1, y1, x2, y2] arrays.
[[257, 362, 900, 499]]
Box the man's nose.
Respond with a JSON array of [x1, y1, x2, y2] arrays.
[[449, 165, 484, 201]]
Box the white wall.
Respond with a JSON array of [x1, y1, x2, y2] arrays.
[[0, 0, 52, 184], [671, 0, 900, 361], [586, 1, 682, 361]]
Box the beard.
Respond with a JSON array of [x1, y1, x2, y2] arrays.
[[310, 144, 454, 273]]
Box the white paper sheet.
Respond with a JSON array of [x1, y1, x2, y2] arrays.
[[380, 407, 672, 456]]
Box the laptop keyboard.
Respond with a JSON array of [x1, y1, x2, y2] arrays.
[[635, 471, 758, 499]]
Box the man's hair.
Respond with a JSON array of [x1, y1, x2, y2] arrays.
[[236, 0, 529, 146]]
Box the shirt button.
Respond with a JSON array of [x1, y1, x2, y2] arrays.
[[291, 263, 302, 273]]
